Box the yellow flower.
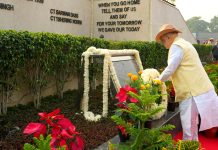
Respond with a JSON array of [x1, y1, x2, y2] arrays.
[[162, 148, 167, 150], [138, 70, 143, 75], [127, 73, 133, 77], [131, 75, 138, 81], [153, 79, 162, 85], [145, 84, 151, 88], [140, 85, 145, 90]]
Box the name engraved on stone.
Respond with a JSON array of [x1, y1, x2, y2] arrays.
[[50, 9, 82, 25], [50, 16, 82, 25], [0, 3, 14, 11], [50, 9, 79, 18]]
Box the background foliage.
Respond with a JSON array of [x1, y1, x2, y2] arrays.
[[0, 30, 213, 114], [186, 15, 218, 33]]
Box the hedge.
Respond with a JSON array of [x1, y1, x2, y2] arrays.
[[0, 30, 213, 114]]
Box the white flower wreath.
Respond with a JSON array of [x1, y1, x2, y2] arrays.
[[81, 47, 143, 121], [141, 69, 168, 120]]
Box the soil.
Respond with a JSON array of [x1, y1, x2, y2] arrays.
[[0, 89, 118, 150]]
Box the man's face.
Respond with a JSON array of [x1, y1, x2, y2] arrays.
[[160, 34, 172, 49]]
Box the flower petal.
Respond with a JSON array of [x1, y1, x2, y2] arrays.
[[50, 136, 58, 148], [23, 122, 45, 135], [48, 108, 61, 118], [51, 125, 61, 136], [53, 114, 65, 120], [76, 136, 84, 149], [38, 112, 47, 120], [129, 97, 138, 103], [116, 88, 128, 102], [59, 139, 68, 150], [61, 129, 73, 139], [70, 136, 84, 150], [58, 118, 75, 131]]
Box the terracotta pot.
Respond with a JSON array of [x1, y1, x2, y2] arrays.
[[204, 127, 218, 138]]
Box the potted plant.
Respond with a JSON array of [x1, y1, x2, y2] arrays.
[[111, 71, 175, 149], [166, 80, 180, 111]]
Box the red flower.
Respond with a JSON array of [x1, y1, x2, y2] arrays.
[[170, 86, 175, 97], [50, 118, 82, 149], [117, 125, 128, 137], [38, 108, 64, 126], [50, 135, 68, 150], [116, 85, 138, 103], [51, 128, 83, 150], [70, 136, 84, 150], [23, 109, 84, 150], [23, 122, 46, 138], [57, 118, 78, 135]]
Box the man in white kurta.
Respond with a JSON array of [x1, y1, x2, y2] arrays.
[[155, 24, 218, 140]]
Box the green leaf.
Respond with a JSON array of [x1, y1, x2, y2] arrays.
[[23, 143, 37, 150], [31, 134, 52, 150]]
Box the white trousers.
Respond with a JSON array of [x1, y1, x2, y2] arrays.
[[179, 89, 218, 140], [179, 97, 199, 141]]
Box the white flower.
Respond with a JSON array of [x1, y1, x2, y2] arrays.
[[141, 68, 160, 83], [84, 111, 102, 122], [95, 115, 102, 121]]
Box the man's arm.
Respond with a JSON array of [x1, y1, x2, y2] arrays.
[[159, 45, 184, 82]]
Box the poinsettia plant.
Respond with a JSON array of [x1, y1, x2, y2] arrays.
[[111, 71, 174, 149], [115, 71, 163, 118], [23, 108, 84, 150]]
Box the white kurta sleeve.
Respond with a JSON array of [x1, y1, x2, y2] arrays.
[[159, 44, 184, 82]]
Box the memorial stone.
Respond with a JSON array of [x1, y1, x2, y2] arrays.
[[0, 0, 196, 42], [111, 56, 139, 87]]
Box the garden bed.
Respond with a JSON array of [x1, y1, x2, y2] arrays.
[[0, 89, 118, 150]]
